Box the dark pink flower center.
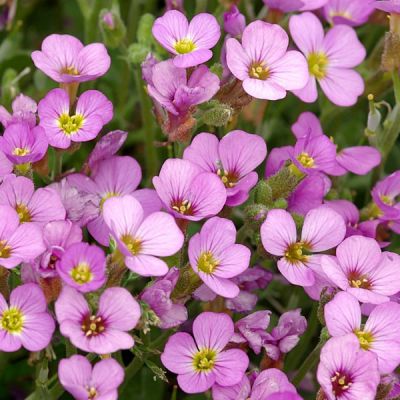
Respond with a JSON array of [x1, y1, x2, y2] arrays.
[[331, 371, 352, 397], [81, 314, 106, 337]]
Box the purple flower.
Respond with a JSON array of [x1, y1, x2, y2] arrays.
[[0, 94, 37, 128], [183, 131, 267, 206], [31, 34, 111, 83], [230, 311, 271, 354], [188, 217, 250, 298], [263, 309, 307, 360], [325, 291, 400, 373], [289, 12, 366, 106], [0, 283, 54, 351], [226, 21, 308, 100], [55, 286, 140, 354], [323, 0, 375, 26], [152, 10, 220, 68], [103, 195, 184, 276], [213, 369, 301, 400], [38, 88, 113, 149], [0, 122, 48, 165], [140, 267, 187, 328], [57, 242, 106, 293], [153, 158, 227, 221], [147, 60, 220, 116], [59, 355, 124, 400], [32, 220, 82, 278], [161, 312, 249, 393], [223, 6, 246, 37], [261, 206, 346, 286], [0, 175, 66, 226], [263, 0, 328, 12], [67, 156, 161, 245], [321, 235, 400, 304], [374, 0, 400, 13], [0, 205, 45, 268], [317, 335, 380, 400]]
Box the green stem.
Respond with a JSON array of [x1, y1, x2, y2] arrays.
[[195, 0, 208, 13], [392, 71, 400, 105], [171, 385, 178, 400], [84, 0, 102, 43], [291, 342, 323, 386], [120, 356, 146, 395], [127, 0, 140, 42]]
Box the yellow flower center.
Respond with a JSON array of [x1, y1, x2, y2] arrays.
[[87, 386, 97, 399], [70, 262, 93, 285], [348, 272, 371, 290], [58, 113, 85, 136], [121, 234, 142, 255], [197, 251, 219, 274], [329, 10, 352, 21], [61, 65, 79, 75], [297, 152, 315, 168], [171, 199, 193, 215], [380, 195, 394, 206], [81, 315, 105, 337], [12, 147, 31, 157], [249, 61, 270, 80], [354, 329, 374, 350], [174, 38, 196, 54], [1, 307, 24, 334], [217, 169, 238, 188], [16, 203, 31, 223], [193, 348, 216, 372], [0, 240, 11, 259], [284, 242, 309, 264], [99, 191, 119, 210], [308, 52, 329, 79]]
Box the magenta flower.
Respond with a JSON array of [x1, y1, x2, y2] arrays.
[[223, 6, 246, 37], [188, 217, 250, 298], [183, 131, 267, 206], [31, 34, 110, 83], [32, 220, 82, 278], [0, 205, 45, 269], [140, 267, 187, 328], [103, 195, 184, 276], [161, 312, 249, 393], [153, 158, 227, 221], [263, 0, 328, 12], [67, 156, 161, 245], [38, 88, 113, 149], [55, 286, 140, 354], [374, 0, 400, 13], [323, 0, 375, 26], [57, 242, 106, 293], [317, 335, 380, 400], [226, 21, 308, 100], [152, 10, 220, 68], [0, 122, 48, 165], [59, 355, 124, 400], [263, 309, 307, 360], [321, 235, 400, 304], [0, 283, 54, 351], [261, 206, 346, 286], [0, 175, 65, 226], [325, 291, 400, 373], [147, 60, 220, 116], [0, 94, 37, 128], [289, 12, 366, 106]]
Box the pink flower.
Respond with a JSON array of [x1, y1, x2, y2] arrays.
[[374, 0, 400, 13], [0, 94, 37, 128], [325, 291, 400, 373], [57, 242, 106, 293], [0, 205, 45, 269], [317, 335, 380, 400], [161, 312, 249, 393], [321, 235, 400, 304], [152, 10, 220, 68], [59, 355, 124, 400], [323, 0, 375, 26], [31, 34, 110, 83], [289, 12, 366, 106], [0, 122, 48, 165], [188, 217, 250, 298], [0, 283, 55, 351], [226, 21, 308, 100], [153, 158, 227, 221], [38, 88, 113, 149], [263, 0, 328, 12], [103, 195, 184, 277], [0, 175, 66, 226], [55, 286, 140, 354], [67, 156, 161, 245], [183, 131, 267, 206], [261, 206, 346, 286]]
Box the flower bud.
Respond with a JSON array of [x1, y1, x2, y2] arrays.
[[202, 101, 234, 127], [99, 9, 126, 49], [366, 94, 382, 134], [254, 180, 273, 206], [166, 0, 184, 12], [223, 5, 246, 37]]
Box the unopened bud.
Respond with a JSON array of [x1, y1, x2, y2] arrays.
[[223, 5, 246, 37], [99, 9, 126, 49], [254, 180, 273, 206], [202, 101, 234, 127]]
